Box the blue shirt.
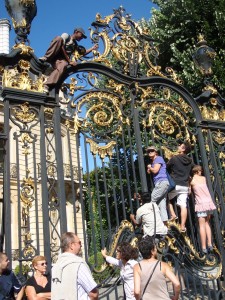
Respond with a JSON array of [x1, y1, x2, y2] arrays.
[[0, 270, 22, 300], [151, 156, 167, 185]]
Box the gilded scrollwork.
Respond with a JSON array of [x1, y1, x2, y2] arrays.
[[72, 91, 125, 138], [13, 43, 34, 55], [13, 102, 36, 123], [86, 138, 116, 159], [146, 101, 191, 141], [3, 60, 46, 92]]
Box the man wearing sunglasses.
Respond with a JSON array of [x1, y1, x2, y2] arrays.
[[146, 146, 169, 224], [51, 232, 98, 300]]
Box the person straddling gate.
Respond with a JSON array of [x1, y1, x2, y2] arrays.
[[39, 27, 98, 92]]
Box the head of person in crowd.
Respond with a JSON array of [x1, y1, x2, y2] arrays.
[[192, 165, 203, 175], [146, 146, 159, 161], [141, 192, 151, 204], [138, 235, 157, 259], [0, 252, 10, 273], [116, 241, 139, 263], [133, 192, 141, 202], [32, 256, 48, 275], [178, 141, 192, 155], [61, 232, 82, 255]]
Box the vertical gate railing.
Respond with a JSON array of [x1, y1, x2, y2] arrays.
[[0, 4, 225, 299]]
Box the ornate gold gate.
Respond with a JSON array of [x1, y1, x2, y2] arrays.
[[0, 3, 225, 299]]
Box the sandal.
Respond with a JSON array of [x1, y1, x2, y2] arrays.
[[180, 228, 187, 233]]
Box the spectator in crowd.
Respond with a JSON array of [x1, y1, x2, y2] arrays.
[[190, 165, 216, 254], [0, 252, 24, 300], [133, 235, 180, 300], [146, 146, 169, 223], [130, 192, 168, 239], [51, 232, 98, 300], [167, 141, 194, 232], [101, 242, 138, 300], [40, 27, 98, 92], [25, 255, 51, 300]]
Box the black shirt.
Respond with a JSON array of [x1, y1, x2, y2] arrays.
[[26, 273, 51, 294]]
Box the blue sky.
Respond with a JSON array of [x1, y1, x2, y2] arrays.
[[0, 0, 154, 57]]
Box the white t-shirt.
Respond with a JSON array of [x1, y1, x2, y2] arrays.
[[136, 202, 167, 236]]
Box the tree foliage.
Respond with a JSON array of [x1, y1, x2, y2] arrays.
[[142, 0, 225, 97]]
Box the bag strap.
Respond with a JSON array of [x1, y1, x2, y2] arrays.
[[141, 260, 159, 298], [152, 203, 156, 238]]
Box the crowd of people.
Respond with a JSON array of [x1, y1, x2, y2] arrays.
[[0, 234, 181, 300], [130, 141, 216, 254], [0, 141, 217, 300]]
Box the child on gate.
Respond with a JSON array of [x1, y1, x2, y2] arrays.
[[190, 165, 216, 254]]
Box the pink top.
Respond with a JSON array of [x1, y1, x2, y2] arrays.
[[192, 182, 216, 212]]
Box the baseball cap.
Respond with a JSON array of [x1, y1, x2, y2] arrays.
[[74, 27, 87, 39], [146, 146, 158, 152]]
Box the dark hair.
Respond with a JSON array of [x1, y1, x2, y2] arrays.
[[183, 141, 192, 154], [138, 235, 155, 259], [61, 232, 76, 252], [118, 241, 138, 261], [141, 192, 151, 204]]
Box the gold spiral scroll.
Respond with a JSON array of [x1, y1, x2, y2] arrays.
[[74, 91, 124, 138], [147, 102, 191, 141]]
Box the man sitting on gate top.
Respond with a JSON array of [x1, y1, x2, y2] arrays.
[[40, 27, 98, 93]]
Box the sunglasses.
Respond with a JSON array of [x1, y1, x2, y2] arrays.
[[74, 241, 82, 245], [147, 149, 155, 153], [38, 262, 48, 266]]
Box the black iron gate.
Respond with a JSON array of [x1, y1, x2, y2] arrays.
[[0, 5, 225, 300]]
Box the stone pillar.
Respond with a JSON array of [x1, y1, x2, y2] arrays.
[[0, 19, 11, 54]]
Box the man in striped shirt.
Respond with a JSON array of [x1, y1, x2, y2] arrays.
[[51, 232, 98, 300]]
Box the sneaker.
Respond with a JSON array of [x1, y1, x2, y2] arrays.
[[207, 246, 213, 253], [39, 56, 47, 62], [202, 248, 208, 254]]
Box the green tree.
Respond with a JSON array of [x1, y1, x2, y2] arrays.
[[142, 0, 225, 97]]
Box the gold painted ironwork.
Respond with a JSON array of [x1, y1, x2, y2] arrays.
[[13, 43, 34, 55], [93, 220, 135, 273], [86, 138, 116, 159], [19, 0, 35, 6], [200, 105, 225, 121], [3, 60, 46, 92], [73, 91, 125, 136], [13, 102, 36, 123]]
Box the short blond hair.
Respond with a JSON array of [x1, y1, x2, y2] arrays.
[[32, 255, 46, 267]]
